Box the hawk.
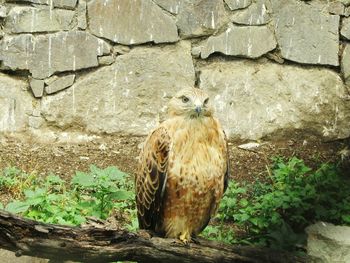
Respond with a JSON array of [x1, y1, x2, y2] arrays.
[[136, 87, 229, 243]]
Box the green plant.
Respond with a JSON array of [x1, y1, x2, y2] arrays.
[[0, 167, 39, 199], [1, 157, 348, 252], [1, 165, 136, 227], [201, 224, 236, 244], [71, 165, 134, 219], [7, 174, 86, 225], [216, 157, 350, 249]]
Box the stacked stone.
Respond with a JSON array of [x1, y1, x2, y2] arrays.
[[0, 0, 349, 141]]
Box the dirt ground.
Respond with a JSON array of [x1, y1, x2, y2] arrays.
[[0, 133, 348, 261], [0, 133, 349, 182]]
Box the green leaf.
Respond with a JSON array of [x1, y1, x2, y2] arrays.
[[46, 174, 64, 185], [236, 213, 250, 222], [25, 196, 45, 206], [73, 214, 86, 225], [24, 188, 46, 198], [72, 171, 95, 187], [6, 201, 30, 214], [239, 198, 249, 207], [104, 166, 127, 180], [26, 209, 43, 219], [342, 215, 350, 223], [111, 190, 134, 201], [249, 217, 260, 226]]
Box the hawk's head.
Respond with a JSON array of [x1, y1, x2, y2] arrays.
[[167, 87, 214, 118]]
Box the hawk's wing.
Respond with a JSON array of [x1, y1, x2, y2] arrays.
[[223, 130, 230, 193], [136, 126, 170, 230]]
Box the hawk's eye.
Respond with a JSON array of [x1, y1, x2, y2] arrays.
[[204, 98, 209, 105], [181, 96, 189, 103]]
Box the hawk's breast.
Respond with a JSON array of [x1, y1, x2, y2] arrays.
[[160, 117, 227, 237]]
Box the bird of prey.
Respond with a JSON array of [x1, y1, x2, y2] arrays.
[[136, 87, 229, 243]]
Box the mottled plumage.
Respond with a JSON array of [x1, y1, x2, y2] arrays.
[[136, 87, 229, 243]]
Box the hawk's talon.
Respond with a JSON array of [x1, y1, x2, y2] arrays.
[[171, 238, 189, 247], [179, 231, 191, 246]]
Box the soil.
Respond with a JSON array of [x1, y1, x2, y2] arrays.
[[0, 134, 349, 182], [0, 133, 349, 255]]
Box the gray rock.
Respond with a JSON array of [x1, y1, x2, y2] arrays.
[[341, 44, 350, 85], [6, 0, 77, 9], [0, 5, 6, 17], [200, 24, 277, 59], [176, 0, 229, 38], [77, 0, 87, 30], [52, 0, 77, 9], [0, 34, 34, 71], [29, 116, 44, 128], [153, 0, 182, 14], [346, 6, 350, 16], [112, 45, 130, 55], [41, 42, 195, 135], [224, 0, 252, 10], [306, 222, 350, 263], [238, 142, 262, 151], [44, 75, 58, 85], [271, 0, 340, 66], [32, 108, 41, 117], [340, 0, 350, 6], [4, 6, 75, 33], [0, 32, 110, 79], [0, 73, 33, 132], [88, 0, 178, 45], [98, 55, 115, 65], [341, 17, 350, 40], [29, 78, 44, 98], [0, 97, 15, 132], [266, 52, 284, 64], [232, 0, 271, 25], [45, 74, 75, 94], [199, 60, 350, 141], [327, 1, 345, 15], [191, 46, 201, 58]]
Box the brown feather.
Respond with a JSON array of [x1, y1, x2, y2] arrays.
[[136, 87, 229, 242], [136, 127, 170, 230]]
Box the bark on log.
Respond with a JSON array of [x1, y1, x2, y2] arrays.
[[0, 210, 307, 263]]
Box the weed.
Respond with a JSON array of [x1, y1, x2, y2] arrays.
[[201, 224, 236, 244], [1, 166, 135, 227], [1, 157, 348, 251], [0, 167, 39, 199], [215, 157, 350, 250]]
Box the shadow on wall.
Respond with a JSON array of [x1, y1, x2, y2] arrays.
[[0, 0, 349, 141]]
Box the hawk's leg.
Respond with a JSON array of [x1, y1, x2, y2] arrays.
[[170, 230, 192, 246], [179, 230, 191, 245]]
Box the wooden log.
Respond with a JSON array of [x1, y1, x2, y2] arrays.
[[0, 210, 307, 263]]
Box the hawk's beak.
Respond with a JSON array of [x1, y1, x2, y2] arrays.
[[195, 106, 202, 115]]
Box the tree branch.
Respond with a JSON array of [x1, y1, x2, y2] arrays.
[[0, 210, 307, 263]]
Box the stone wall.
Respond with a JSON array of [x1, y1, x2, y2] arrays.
[[0, 0, 350, 141]]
